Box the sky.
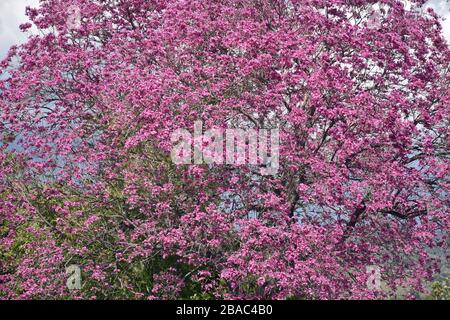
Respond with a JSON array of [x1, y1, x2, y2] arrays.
[[0, 0, 449, 60], [0, 0, 39, 59]]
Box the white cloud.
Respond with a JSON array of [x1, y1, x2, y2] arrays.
[[0, 0, 39, 59]]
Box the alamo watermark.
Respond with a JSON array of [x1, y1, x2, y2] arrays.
[[67, 5, 82, 30], [171, 121, 280, 175], [366, 265, 381, 291], [66, 264, 81, 290]]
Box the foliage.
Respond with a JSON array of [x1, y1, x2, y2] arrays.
[[427, 279, 450, 300]]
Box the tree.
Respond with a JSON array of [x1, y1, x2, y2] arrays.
[[0, 0, 449, 299]]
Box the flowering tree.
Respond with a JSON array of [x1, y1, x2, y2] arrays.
[[0, 0, 449, 299]]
